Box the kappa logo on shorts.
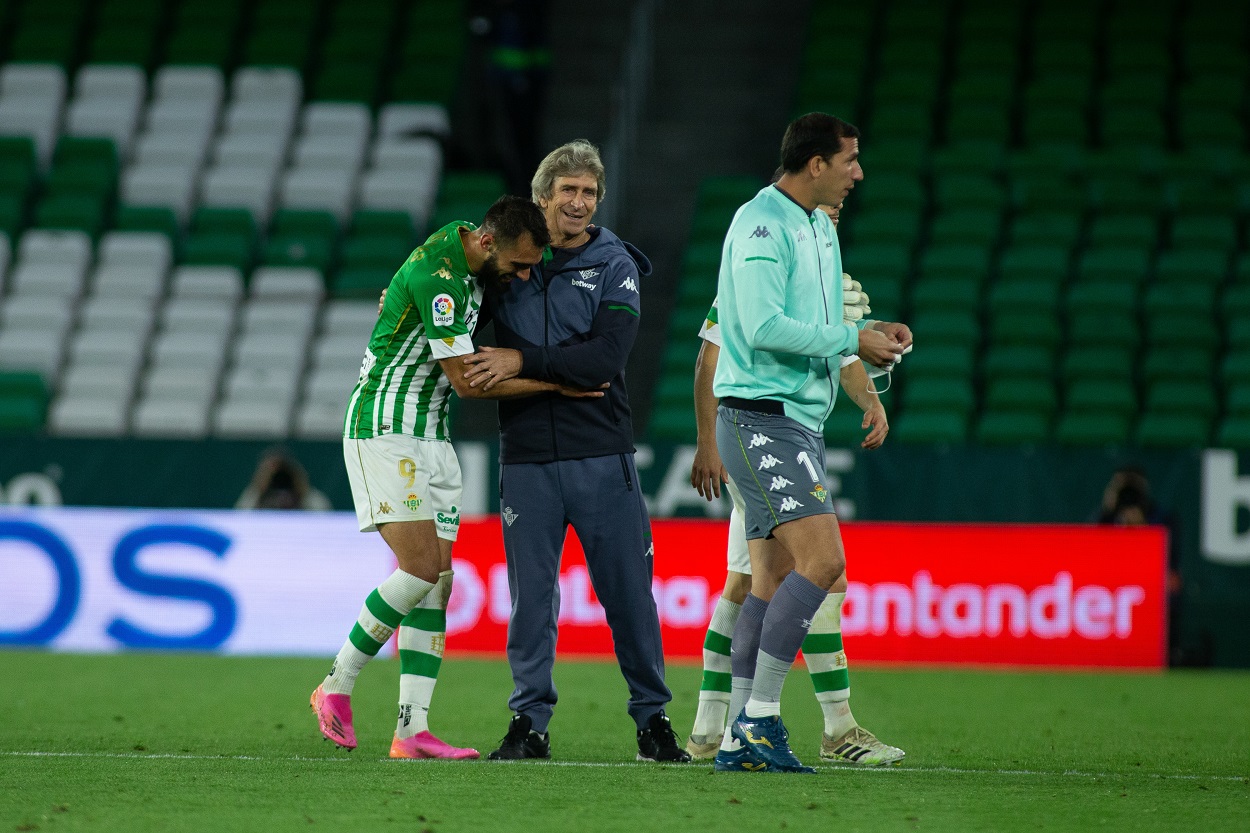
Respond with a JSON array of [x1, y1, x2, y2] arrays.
[[779, 496, 804, 512], [769, 475, 794, 491], [378, 501, 394, 514], [503, 506, 519, 527], [748, 433, 773, 448], [757, 454, 783, 470]]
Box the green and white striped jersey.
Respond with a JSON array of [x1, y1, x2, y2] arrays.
[[344, 222, 482, 441]]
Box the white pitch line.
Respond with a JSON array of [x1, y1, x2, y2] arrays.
[[3, 751, 1245, 782]]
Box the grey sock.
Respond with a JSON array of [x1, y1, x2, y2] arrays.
[[752, 572, 827, 704], [727, 594, 768, 720]]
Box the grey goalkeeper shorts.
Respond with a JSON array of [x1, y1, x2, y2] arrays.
[[716, 399, 835, 540]]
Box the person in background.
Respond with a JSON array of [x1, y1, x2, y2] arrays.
[[236, 448, 332, 511]]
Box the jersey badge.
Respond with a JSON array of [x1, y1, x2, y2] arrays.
[[432, 294, 455, 326]]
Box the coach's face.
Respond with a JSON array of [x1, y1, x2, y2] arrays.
[[540, 173, 598, 245]]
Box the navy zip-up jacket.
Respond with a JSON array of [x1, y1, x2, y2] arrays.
[[484, 225, 651, 465]]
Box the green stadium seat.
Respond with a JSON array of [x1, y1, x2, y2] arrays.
[[1065, 280, 1137, 315], [182, 232, 254, 272], [653, 372, 693, 410], [878, 38, 944, 74], [1020, 73, 1094, 113], [975, 410, 1050, 445], [1224, 383, 1250, 416], [341, 235, 415, 271], [844, 244, 911, 283], [1138, 347, 1215, 385], [1101, 106, 1167, 150], [931, 141, 1007, 178], [313, 62, 382, 105], [1144, 313, 1221, 352], [1135, 413, 1211, 448], [0, 371, 47, 434], [918, 244, 992, 282], [1065, 379, 1137, 418], [945, 104, 1011, 145], [0, 193, 25, 238], [910, 277, 982, 312], [263, 234, 334, 272], [928, 208, 1001, 248], [855, 172, 925, 213], [1142, 281, 1216, 320], [903, 343, 974, 377], [847, 209, 922, 247], [1179, 108, 1244, 151], [1153, 249, 1230, 287], [35, 194, 107, 238], [1223, 285, 1250, 324], [984, 378, 1057, 416], [932, 173, 1006, 212], [332, 266, 395, 299], [648, 404, 694, 442], [1067, 311, 1140, 350], [1100, 75, 1169, 109], [1220, 350, 1250, 386], [823, 402, 873, 447], [998, 244, 1070, 284], [164, 25, 237, 67], [987, 279, 1061, 318], [910, 309, 978, 347], [1054, 412, 1131, 446], [987, 312, 1061, 349], [193, 206, 257, 239], [946, 72, 1014, 108], [1021, 105, 1089, 147], [115, 204, 179, 241], [1215, 416, 1250, 449], [1168, 177, 1240, 215], [1033, 39, 1094, 75], [1060, 345, 1135, 383], [893, 409, 968, 444], [274, 209, 340, 240], [1007, 211, 1082, 248], [982, 344, 1054, 379], [1075, 246, 1151, 284], [1145, 381, 1218, 418], [1087, 214, 1159, 249], [901, 376, 975, 416], [1087, 177, 1163, 216], [1171, 215, 1238, 250], [874, 71, 941, 108], [350, 209, 412, 239], [1009, 176, 1086, 214]]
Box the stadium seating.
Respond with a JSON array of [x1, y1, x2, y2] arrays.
[[658, 0, 1248, 449]]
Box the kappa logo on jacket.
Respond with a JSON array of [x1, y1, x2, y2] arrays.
[[749, 226, 771, 238], [619, 276, 638, 293]]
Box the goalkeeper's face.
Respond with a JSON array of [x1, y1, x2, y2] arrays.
[[816, 137, 862, 208]]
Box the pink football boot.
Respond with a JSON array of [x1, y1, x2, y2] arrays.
[[310, 685, 357, 750], [389, 731, 480, 760]]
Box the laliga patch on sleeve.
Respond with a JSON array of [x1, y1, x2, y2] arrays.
[[432, 293, 455, 327]]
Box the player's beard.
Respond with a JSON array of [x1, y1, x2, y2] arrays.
[[476, 252, 515, 298]]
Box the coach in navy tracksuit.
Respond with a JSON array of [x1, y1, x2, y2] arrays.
[[463, 140, 689, 763]]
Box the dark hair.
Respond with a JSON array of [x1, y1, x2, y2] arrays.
[[780, 112, 860, 174], [481, 194, 552, 249]]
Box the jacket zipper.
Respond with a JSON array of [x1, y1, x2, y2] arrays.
[[813, 216, 835, 424]]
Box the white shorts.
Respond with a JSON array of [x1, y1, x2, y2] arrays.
[[343, 434, 463, 539], [725, 476, 750, 575]]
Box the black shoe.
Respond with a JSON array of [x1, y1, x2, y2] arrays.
[[487, 713, 551, 760], [637, 710, 692, 762]]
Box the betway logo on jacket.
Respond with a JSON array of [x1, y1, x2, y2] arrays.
[[571, 269, 599, 290]]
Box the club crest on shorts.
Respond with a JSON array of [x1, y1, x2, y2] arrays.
[[503, 506, 519, 527], [810, 484, 829, 503]]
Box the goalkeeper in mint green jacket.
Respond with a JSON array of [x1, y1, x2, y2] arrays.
[[710, 112, 911, 774]]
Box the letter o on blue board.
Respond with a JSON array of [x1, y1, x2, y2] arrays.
[[106, 524, 238, 650], [0, 521, 81, 644]]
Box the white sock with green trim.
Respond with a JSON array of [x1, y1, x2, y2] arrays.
[[801, 591, 857, 738], [396, 570, 452, 738], [691, 596, 740, 739], [322, 569, 435, 696]]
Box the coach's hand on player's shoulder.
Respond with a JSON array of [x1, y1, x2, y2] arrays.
[[377, 288, 387, 314], [872, 320, 913, 350], [857, 328, 904, 369], [690, 442, 728, 501], [464, 346, 522, 390], [860, 403, 889, 450]]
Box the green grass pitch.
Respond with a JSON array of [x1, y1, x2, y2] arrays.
[[2, 651, 1247, 832]]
